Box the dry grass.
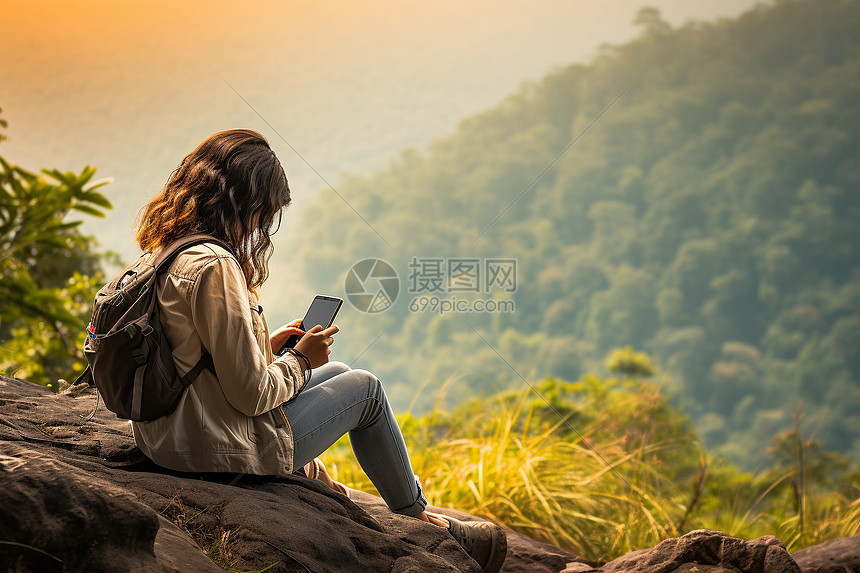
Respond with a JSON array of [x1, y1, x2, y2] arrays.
[[323, 376, 860, 561], [161, 487, 278, 573]]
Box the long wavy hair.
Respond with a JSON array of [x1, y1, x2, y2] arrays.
[[135, 129, 290, 289]]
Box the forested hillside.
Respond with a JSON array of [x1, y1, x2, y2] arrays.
[[283, 0, 860, 469]]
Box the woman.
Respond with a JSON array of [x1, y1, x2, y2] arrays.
[[130, 129, 506, 572]]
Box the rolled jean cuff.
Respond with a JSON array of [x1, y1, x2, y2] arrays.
[[390, 474, 428, 517]]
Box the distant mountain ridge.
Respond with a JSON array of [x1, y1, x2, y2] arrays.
[[283, 0, 860, 469]]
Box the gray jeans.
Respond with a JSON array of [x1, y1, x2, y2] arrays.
[[279, 361, 428, 516]]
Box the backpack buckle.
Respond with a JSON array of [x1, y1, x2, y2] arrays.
[[123, 321, 154, 341], [130, 343, 147, 366]]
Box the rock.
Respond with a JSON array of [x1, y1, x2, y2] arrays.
[[153, 516, 226, 573], [0, 375, 583, 572], [792, 536, 860, 572], [2, 375, 852, 573], [602, 529, 801, 573], [0, 443, 163, 572], [349, 488, 592, 573], [561, 530, 802, 573]]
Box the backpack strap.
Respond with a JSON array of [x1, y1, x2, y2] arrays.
[[146, 234, 236, 391], [71, 366, 101, 421], [72, 366, 93, 386], [151, 234, 237, 274], [178, 351, 214, 388]]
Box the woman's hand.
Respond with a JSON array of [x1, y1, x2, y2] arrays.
[[294, 324, 339, 368], [270, 318, 304, 354]]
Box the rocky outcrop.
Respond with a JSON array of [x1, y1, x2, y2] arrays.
[[0, 375, 583, 572], [1, 375, 855, 572], [791, 536, 860, 573], [561, 529, 802, 572]]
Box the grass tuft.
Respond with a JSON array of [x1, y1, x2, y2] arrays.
[[324, 374, 860, 561]]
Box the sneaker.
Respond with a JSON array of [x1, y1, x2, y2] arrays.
[[443, 515, 507, 573]]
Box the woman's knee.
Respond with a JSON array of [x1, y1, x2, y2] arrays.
[[322, 367, 385, 404], [349, 369, 384, 400], [347, 369, 388, 428], [341, 368, 386, 405], [323, 360, 351, 377]]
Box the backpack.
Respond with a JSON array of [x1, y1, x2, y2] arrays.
[[76, 234, 235, 421]]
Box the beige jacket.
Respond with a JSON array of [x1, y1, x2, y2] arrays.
[[130, 242, 306, 476]]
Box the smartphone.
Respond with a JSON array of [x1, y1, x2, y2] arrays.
[[276, 295, 343, 355]]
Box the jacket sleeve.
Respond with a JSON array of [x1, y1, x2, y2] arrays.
[[189, 254, 307, 416]]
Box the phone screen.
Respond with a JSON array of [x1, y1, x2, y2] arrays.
[[301, 296, 342, 332], [277, 295, 343, 354]]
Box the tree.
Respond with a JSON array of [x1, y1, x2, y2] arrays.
[[634, 7, 672, 36], [0, 127, 112, 387], [0, 107, 7, 144], [273, 0, 860, 469], [607, 346, 655, 378]]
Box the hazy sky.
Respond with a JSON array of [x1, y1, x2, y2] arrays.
[[2, 0, 764, 263]]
